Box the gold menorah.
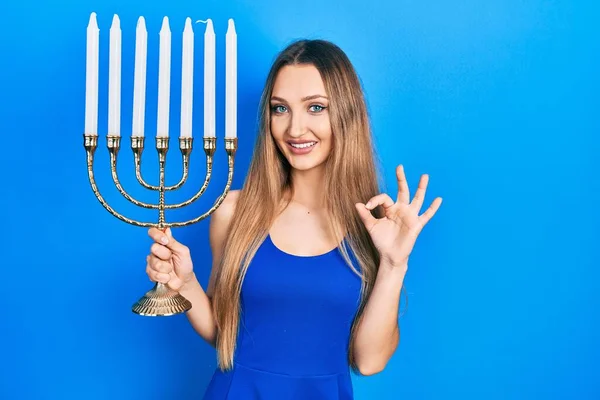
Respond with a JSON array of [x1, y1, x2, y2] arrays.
[[82, 13, 238, 316], [83, 134, 236, 316]]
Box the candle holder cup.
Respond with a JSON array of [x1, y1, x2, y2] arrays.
[[83, 133, 237, 316]]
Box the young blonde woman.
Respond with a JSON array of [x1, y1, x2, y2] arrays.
[[145, 39, 442, 399]]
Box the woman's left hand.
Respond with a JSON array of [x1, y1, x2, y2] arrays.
[[355, 164, 443, 270]]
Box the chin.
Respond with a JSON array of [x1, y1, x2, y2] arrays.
[[286, 156, 328, 172], [277, 140, 331, 173]]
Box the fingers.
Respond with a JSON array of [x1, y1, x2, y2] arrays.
[[148, 227, 190, 257], [150, 242, 172, 261], [146, 255, 172, 284], [365, 193, 395, 211], [146, 268, 171, 284], [355, 203, 377, 231], [419, 197, 443, 225], [147, 254, 172, 274], [410, 174, 429, 211], [148, 228, 174, 261], [162, 227, 191, 256], [396, 165, 410, 204], [148, 227, 169, 245], [358, 194, 394, 230], [146, 227, 193, 289], [146, 228, 173, 284]]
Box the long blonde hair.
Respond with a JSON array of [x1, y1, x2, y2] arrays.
[[212, 39, 405, 371]]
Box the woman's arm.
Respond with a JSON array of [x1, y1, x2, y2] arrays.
[[179, 190, 239, 347], [352, 165, 442, 375], [178, 274, 217, 346], [352, 261, 407, 375]]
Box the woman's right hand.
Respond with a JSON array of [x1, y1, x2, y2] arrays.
[[146, 227, 195, 292]]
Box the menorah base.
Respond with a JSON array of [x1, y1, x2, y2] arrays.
[[132, 282, 192, 316]]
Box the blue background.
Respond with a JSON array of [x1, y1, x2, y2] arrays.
[[2, 0, 598, 399]]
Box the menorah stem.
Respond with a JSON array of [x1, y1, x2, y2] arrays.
[[133, 139, 193, 316], [129, 136, 192, 317], [156, 137, 168, 228], [159, 161, 166, 228]]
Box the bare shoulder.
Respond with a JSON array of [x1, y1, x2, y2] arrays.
[[210, 189, 240, 230], [209, 189, 240, 248], [207, 189, 240, 295]]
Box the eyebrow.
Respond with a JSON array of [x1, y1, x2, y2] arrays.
[[270, 94, 329, 102]]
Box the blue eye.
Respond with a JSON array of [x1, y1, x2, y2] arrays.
[[271, 105, 287, 113], [309, 104, 326, 113]]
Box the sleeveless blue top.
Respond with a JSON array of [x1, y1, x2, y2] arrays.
[[203, 234, 363, 399]]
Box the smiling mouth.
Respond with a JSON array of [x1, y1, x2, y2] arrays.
[[288, 141, 317, 149]]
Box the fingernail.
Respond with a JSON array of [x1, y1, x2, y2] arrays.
[[161, 237, 168, 245], [366, 202, 372, 209]]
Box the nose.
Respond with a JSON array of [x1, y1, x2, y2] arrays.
[[288, 111, 307, 138]]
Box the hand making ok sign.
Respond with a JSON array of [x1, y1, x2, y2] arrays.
[[355, 164, 443, 270]]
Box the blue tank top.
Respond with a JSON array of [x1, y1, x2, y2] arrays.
[[203, 233, 363, 399]]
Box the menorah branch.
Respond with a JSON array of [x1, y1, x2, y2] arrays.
[[83, 134, 156, 227], [133, 137, 196, 191], [168, 138, 237, 227], [107, 136, 222, 211], [131, 137, 217, 209], [160, 137, 216, 209], [84, 135, 236, 229], [107, 135, 160, 209], [132, 136, 154, 190]]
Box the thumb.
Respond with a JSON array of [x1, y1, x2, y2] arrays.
[[355, 203, 377, 231], [163, 227, 189, 256]]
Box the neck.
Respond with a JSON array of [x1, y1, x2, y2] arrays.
[[287, 165, 327, 209]]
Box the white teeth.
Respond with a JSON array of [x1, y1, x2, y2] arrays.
[[290, 142, 316, 149]]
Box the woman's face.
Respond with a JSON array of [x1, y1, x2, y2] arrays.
[[269, 64, 333, 173]]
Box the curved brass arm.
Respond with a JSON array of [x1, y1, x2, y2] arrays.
[[84, 134, 155, 227], [83, 134, 237, 228]]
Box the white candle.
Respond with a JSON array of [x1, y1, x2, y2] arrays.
[[180, 18, 194, 138], [108, 14, 122, 136], [85, 12, 99, 135], [132, 16, 147, 137], [157, 17, 171, 138], [225, 19, 237, 139], [204, 19, 215, 138]]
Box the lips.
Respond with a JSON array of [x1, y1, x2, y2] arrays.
[[287, 140, 317, 145], [286, 140, 317, 155]]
